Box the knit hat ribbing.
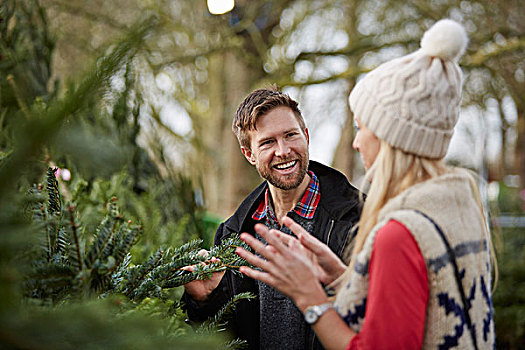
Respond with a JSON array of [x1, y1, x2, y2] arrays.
[[349, 19, 468, 159]]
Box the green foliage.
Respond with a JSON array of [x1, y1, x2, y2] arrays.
[[0, 0, 55, 122], [197, 292, 257, 335], [25, 168, 137, 301], [25, 167, 254, 305], [493, 226, 525, 349], [68, 169, 214, 260], [2, 296, 224, 349], [0, 3, 250, 348], [115, 235, 253, 302], [0, 2, 158, 199], [496, 183, 524, 213], [13, 167, 255, 348]]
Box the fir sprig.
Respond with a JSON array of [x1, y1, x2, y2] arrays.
[[46, 168, 61, 215], [197, 292, 257, 334], [25, 172, 144, 300], [26, 169, 254, 305], [220, 338, 249, 350], [66, 205, 83, 271], [123, 235, 254, 301]]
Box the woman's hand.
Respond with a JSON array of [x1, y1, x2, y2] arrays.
[[236, 223, 328, 312], [281, 216, 347, 285], [237, 222, 357, 349]]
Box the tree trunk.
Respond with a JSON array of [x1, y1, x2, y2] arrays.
[[332, 88, 355, 180], [515, 109, 525, 191], [200, 51, 261, 218], [223, 52, 261, 217], [199, 53, 225, 217], [332, 0, 359, 182]]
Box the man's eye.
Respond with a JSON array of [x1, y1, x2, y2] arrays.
[[261, 140, 273, 146], [287, 132, 298, 137]]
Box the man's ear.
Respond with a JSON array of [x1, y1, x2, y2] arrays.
[[241, 146, 256, 165]]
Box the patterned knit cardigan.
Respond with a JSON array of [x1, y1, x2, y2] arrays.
[[333, 171, 495, 349]]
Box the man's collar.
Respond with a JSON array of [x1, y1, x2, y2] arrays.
[[252, 170, 320, 221]]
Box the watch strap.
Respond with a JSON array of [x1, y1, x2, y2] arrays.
[[304, 302, 333, 324]]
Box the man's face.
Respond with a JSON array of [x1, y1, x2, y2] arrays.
[[241, 107, 309, 190]]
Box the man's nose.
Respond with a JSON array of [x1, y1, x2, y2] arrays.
[[275, 140, 291, 157]]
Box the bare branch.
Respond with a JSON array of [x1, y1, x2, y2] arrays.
[[465, 36, 525, 67], [44, 0, 129, 30]]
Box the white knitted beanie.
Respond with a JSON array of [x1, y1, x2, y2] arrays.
[[349, 19, 468, 159]]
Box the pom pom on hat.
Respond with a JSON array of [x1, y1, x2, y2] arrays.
[[420, 19, 468, 62], [349, 18, 468, 159]]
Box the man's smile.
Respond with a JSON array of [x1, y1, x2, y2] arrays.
[[273, 160, 298, 172]]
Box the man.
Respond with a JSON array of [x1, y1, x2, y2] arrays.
[[182, 87, 361, 349]]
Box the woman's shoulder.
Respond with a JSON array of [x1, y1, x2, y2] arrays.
[[374, 219, 417, 252]]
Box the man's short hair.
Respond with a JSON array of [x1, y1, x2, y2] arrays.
[[232, 86, 306, 150]]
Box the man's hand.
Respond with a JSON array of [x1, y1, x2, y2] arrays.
[[182, 249, 225, 304]]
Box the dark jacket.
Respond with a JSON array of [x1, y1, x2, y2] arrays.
[[182, 161, 362, 349]]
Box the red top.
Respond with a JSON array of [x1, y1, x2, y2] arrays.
[[347, 220, 429, 350]]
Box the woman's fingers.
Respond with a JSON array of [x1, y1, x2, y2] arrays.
[[235, 246, 274, 272], [271, 228, 296, 247], [299, 231, 326, 254], [288, 238, 311, 261], [282, 216, 325, 254], [236, 247, 284, 288], [281, 216, 308, 237], [239, 266, 276, 286], [254, 224, 290, 256], [240, 231, 278, 261]]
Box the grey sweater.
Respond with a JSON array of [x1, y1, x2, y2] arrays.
[[257, 208, 316, 350]]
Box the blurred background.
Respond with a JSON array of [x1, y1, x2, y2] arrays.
[[1, 0, 523, 348]]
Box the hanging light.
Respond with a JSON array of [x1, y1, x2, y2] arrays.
[[207, 0, 235, 15]]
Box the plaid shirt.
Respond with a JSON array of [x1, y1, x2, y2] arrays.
[[252, 170, 320, 223]]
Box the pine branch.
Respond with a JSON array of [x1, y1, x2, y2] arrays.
[[44, 167, 64, 258], [54, 227, 69, 258], [101, 234, 117, 268], [46, 168, 61, 215], [67, 205, 83, 271], [126, 235, 254, 301], [28, 183, 52, 260], [29, 183, 47, 223], [197, 292, 257, 334], [220, 338, 249, 350], [174, 239, 205, 256], [112, 223, 141, 268], [25, 263, 75, 299], [208, 235, 255, 273], [85, 197, 122, 269], [24, 168, 253, 313], [116, 248, 167, 298], [84, 216, 114, 269], [104, 253, 132, 296]]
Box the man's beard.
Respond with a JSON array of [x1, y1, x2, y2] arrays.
[[257, 154, 309, 190]]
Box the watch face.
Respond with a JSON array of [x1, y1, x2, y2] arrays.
[[305, 309, 318, 324]]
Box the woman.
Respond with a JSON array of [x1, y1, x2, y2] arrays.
[[236, 19, 496, 349]]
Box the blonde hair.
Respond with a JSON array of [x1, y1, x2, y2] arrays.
[[338, 140, 497, 290]]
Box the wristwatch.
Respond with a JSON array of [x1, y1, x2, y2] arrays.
[[304, 302, 333, 325]]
